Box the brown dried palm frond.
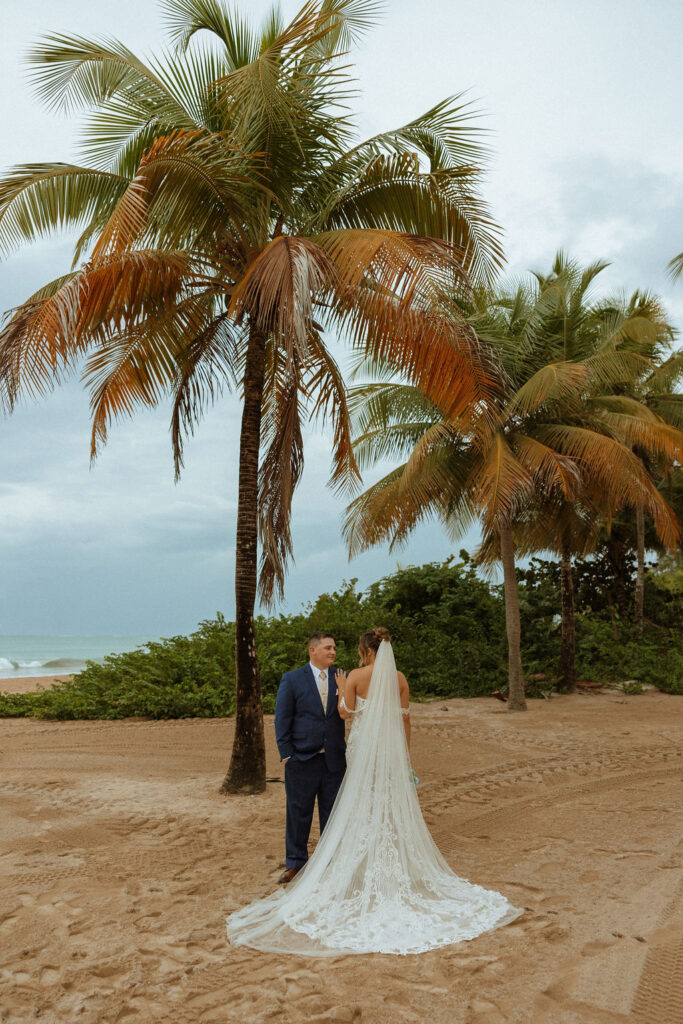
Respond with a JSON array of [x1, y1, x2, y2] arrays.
[[258, 346, 306, 603], [319, 229, 502, 430], [228, 234, 336, 359], [90, 129, 260, 260], [0, 249, 199, 405], [305, 331, 360, 494], [343, 442, 477, 557]]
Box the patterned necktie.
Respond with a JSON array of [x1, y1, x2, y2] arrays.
[[318, 670, 327, 710]]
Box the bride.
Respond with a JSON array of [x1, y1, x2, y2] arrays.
[[225, 627, 523, 955]]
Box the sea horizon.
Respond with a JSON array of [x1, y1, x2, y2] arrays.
[[0, 634, 160, 679]]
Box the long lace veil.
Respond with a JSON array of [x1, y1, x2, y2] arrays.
[[226, 641, 523, 955]]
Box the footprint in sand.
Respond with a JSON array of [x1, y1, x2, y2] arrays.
[[39, 965, 61, 985]]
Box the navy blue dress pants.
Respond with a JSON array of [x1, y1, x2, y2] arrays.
[[284, 754, 345, 869]]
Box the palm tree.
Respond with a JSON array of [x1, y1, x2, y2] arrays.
[[0, 0, 503, 791], [343, 257, 680, 707], [498, 281, 682, 682], [627, 345, 683, 632]]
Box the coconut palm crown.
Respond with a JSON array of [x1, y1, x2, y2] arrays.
[[343, 254, 682, 709]]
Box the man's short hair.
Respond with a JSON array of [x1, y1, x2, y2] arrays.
[[308, 632, 335, 648]]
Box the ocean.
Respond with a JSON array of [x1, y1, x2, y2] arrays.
[[0, 635, 159, 678]]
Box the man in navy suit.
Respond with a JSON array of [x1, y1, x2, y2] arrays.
[[274, 632, 346, 883]]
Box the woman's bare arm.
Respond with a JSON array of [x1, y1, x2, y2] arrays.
[[398, 671, 411, 751], [337, 668, 357, 720]]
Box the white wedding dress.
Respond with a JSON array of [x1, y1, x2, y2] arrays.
[[225, 641, 523, 955]]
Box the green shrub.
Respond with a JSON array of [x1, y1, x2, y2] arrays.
[[0, 556, 679, 720]]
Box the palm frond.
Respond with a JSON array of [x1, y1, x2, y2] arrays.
[[535, 424, 679, 549], [667, 251, 683, 280], [229, 234, 335, 357], [0, 164, 129, 256], [161, 0, 258, 64], [512, 434, 580, 500], [348, 380, 440, 433], [469, 431, 532, 528], [305, 0, 383, 57], [305, 332, 361, 493], [346, 93, 490, 171], [307, 152, 503, 285], [213, 2, 355, 152], [0, 249, 197, 403], [645, 393, 683, 428], [258, 349, 306, 604], [90, 129, 259, 258], [505, 360, 590, 418], [26, 34, 197, 118], [318, 228, 501, 429], [169, 308, 242, 477]]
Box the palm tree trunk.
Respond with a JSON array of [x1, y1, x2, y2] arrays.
[[560, 535, 576, 693], [606, 535, 628, 618], [221, 323, 267, 795], [635, 505, 645, 635], [499, 522, 527, 712]]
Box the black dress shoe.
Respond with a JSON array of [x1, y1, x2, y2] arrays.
[[277, 867, 300, 884]]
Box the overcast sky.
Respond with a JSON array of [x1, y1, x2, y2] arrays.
[[1, 0, 682, 636]]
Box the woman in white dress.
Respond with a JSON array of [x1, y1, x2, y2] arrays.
[[225, 627, 523, 955]]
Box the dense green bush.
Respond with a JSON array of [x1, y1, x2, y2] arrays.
[[0, 616, 237, 719], [0, 555, 680, 719]]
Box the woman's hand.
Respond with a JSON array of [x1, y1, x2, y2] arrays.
[[335, 669, 347, 694]]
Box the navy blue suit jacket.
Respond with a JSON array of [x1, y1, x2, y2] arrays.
[[275, 664, 346, 772]]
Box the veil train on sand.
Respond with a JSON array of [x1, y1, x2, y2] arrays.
[[225, 641, 523, 956]]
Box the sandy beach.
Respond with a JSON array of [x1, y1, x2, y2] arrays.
[[1, 685, 681, 1024], [0, 675, 74, 694]]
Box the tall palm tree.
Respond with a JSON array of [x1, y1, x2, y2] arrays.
[[627, 345, 683, 632], [0, 0, 503, 790], [343, 258, 680, 707]]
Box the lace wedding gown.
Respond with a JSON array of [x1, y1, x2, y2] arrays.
[[225, 641, 523, 955]]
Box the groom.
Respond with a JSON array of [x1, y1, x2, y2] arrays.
[[274, 632, 346, 883]]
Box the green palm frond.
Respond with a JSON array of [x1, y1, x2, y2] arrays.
[[79, 47, 231, 172], [348, 381, 440, 432], [213, 3, 355, 153], [0, 164, 130, 256], [645, 393, 683, 428], [169, 307, 242, 477], [505, 360, 590, 418], [346, 94, 489, 171], [161, 0, 259, 64], [643, 350, 683, 392], [667, 251, 683, 280], [305, 0, 383, 57], [26, 34, 196, 118], [469, 432, 533, 528], [308, 153, 502, 283], [352, 420, 446, 468]]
